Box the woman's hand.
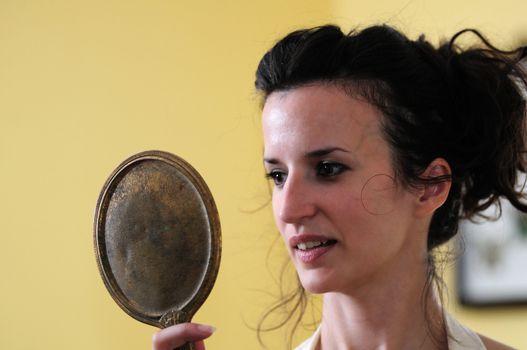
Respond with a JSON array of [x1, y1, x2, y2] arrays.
[[152, 323, 215, 350]]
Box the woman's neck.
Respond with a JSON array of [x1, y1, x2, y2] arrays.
[[319, 264, 447, 350]]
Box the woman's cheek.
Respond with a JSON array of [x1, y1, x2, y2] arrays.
[[360, 174, 398, 215]]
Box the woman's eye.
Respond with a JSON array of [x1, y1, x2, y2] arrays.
[[266, 170, 287, 186], [317, 161, 347, 177]]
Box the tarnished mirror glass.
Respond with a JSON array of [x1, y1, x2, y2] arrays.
[[94, 150, 221, 350]]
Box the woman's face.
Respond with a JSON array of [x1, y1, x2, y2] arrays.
[[262, 84, 425, 294]]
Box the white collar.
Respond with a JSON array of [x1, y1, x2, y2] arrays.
[[294, 313, 486, 350]]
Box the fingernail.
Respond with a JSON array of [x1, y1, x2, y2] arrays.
[[197, 324, 216, 334]]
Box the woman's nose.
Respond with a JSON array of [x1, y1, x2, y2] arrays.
[[276, 175, 317, 223]]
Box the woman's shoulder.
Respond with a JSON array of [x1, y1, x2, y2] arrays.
[[479, 334, 516, 350], [445, 313, 515, 350]]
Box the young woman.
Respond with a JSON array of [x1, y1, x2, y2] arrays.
[[152, 24, 527, 350]]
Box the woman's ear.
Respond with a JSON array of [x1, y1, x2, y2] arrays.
[[415, 158, 452, 217]]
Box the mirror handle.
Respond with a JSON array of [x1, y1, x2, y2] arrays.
[[160, 310, 195, 350]]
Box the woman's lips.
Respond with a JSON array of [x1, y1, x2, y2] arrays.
[[289, 234, 337, 264], [294, 244, 335, 263]]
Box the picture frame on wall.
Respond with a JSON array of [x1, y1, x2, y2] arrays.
[[457, 196, 527, 306]]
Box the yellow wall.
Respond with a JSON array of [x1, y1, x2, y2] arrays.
[[1, 1, 526, 349], [332, 0, 527, 47]]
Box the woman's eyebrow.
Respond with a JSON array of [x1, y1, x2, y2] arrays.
[[263, 157, 279, 164], [305, 147, 349, 158], [263, 147, 350, 164]]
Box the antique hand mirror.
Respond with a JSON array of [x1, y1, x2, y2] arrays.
[[94, 150, 221, 350]]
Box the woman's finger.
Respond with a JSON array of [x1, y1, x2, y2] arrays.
[[152, 323, 215, 350], [194, 340, 205, 350]]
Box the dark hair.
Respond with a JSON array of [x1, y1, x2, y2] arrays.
[[255, 24, 527, 347]]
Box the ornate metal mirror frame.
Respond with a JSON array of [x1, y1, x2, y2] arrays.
[[94, 150, 221, 350]]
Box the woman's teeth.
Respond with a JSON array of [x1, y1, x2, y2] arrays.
[[297, 241, 327, 250]]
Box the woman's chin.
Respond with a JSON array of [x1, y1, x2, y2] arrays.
[[298, 273, 335, 294]]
